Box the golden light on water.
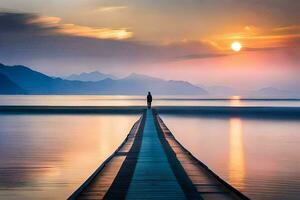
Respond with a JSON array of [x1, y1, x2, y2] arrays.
[[230, 96, 242, 106], [231, 95, 241, 100], [229, 118, 245, 189], [231, 41, 242, 52]]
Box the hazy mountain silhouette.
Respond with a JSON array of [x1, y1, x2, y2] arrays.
[[0, 63, 208, 95], [203, 85, 250, 96], [112, 73, 208, 95], [63, 71, 117, 81], [203, 84, 298, 98], [250, 87, 295, 97], [0, 72, 26, 94], [123, 73, 163, 81]]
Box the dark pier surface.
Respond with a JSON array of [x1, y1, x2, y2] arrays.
[[68, 109, 249, 200]]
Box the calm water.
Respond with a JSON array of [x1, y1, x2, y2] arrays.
[[1, 95, 300, 107], [0, 114, 139, 199], [161, 115, 300, 200], [0, 95, 299, 199]]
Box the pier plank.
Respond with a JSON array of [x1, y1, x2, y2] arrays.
[[68, 115, 144, 200], [69, 109, 249, 200], [155, 113, 249, 200]]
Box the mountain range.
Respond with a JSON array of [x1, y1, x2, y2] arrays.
[[0, 73, 26, 94], [0, 63, 207, 95], [202, 85, 298, 98], [62, 71, 117, 81], [0, 63, 298, 97]]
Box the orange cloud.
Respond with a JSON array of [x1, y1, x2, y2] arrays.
[[94, 6, 127, 12], [59, 24, 132, 40], [28, 15, 133, 40], [204, 25, 300, 51], [273, 25, 300, 33]]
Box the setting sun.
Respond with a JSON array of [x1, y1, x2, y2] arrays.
[[231, 41, 242, 52]]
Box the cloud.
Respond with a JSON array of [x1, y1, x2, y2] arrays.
[[0, 12, 132, 40], [93, 6, 127, 12], [273, 25, 300, 33], [0, 12, 219, 60], [0, 12, 57, 32], [58, 24, 132, 40], [204, 25, 300, 51], [175, 53, 227, 60]]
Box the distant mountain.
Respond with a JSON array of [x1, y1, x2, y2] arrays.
[[62, 71, 117, 81], [123, 73, 163, 81], [0, 73, 26, 94], [203, 84, 298, 98], [114, 73, 208, 95], [205, 86, 235, 94], [204, 85, 243, 96], [0, 63, 207, 95], [0, 63, 66, 94], [251, 87, 295, 97]]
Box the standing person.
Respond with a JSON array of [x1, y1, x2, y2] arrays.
[[147, 92, 152, 109]]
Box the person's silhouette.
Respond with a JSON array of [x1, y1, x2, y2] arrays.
[[147, 92, 152, 109]]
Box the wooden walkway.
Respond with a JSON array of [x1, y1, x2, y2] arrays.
[[69, 109, 249, 200]]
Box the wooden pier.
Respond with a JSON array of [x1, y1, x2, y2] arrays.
[[68, 109, 249, 200]]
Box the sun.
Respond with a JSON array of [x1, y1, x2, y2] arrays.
[[231, 41, 242, 52]]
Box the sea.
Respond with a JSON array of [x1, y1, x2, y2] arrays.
[[0, 95, 299, 200]]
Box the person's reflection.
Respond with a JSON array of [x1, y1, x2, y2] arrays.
[[229, 118, 245, 189]]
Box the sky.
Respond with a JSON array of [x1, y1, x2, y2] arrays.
[[0, 0, 299, 90]]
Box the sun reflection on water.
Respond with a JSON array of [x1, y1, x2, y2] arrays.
[[229, 118, 245, 189], [229, 96, 242, 106]]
